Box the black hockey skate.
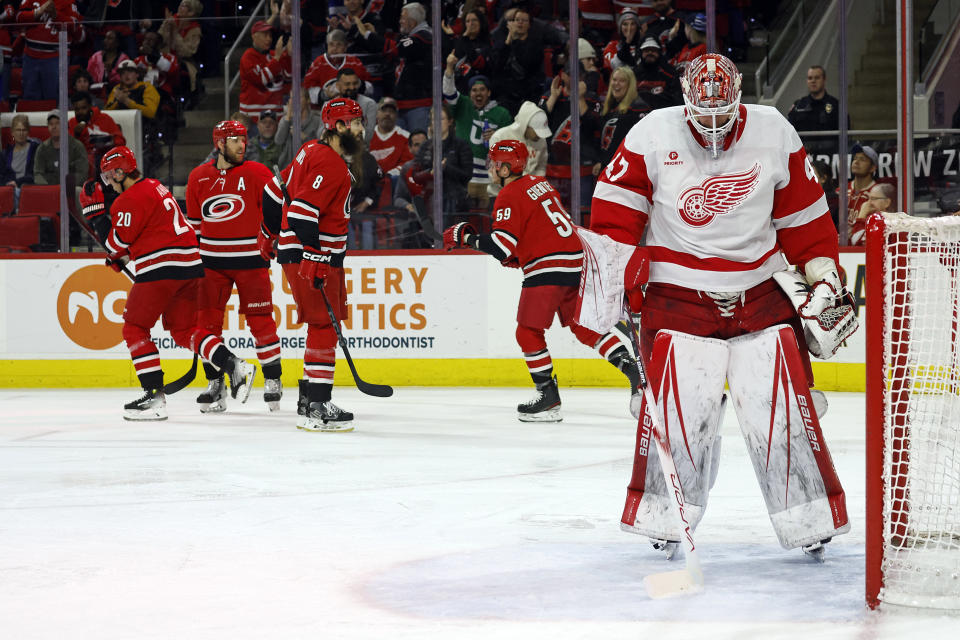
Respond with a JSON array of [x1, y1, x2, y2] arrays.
[[802, 537, 832, 563], [196, 376, 227, 413], [610, 350, 642, 418], [263, 378, 282, 412], [650, 537, 680, 561], [517, 376, 562, 422], [124, 388, 167, 421], [299, 401, 354, 432], [228, 358, 257, 403]]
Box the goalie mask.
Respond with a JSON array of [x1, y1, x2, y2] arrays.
[[681, 53, 742, 159]]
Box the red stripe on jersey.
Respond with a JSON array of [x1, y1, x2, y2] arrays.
[[589, 198, 649, 246], [198, 238, 259, 254], [597, 334, 621, 358], [772, 148, 825, 220], [591, 148, 653, 245], [651, 244, 782, 273], [777, 215, 840, 270], [522, 252, 584, 276]]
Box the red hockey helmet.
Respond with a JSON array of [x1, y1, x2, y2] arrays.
[[100, 145, 137, 175], [321, 97, 364, 131], [487, 139, 529, 175], [680, 53, 742, 158], [213, 120, 248, 146]]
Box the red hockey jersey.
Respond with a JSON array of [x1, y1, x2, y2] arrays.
[[303, 53, 370, 91], [185, 158, 275, 270], [105, 179, 203, 283], [266, 141, 352, 266], [16, 0, 83, 60], [491, 174, 584, 287], [368, 126, 412, 175], [238, 46, 291, 121]]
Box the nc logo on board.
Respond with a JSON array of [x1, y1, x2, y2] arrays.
[[57, 265, 131, 350]]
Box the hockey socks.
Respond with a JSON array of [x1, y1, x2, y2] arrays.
[[523, 349, 554, 385]]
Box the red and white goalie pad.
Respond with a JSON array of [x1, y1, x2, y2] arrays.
[[574, 227, 637, 334], [621, 331, 728, 541], [726, 325, 849, 548]]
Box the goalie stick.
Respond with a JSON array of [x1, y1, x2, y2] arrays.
[[271, 165, 393, 398], [411, 195, 444, 244], [622, 305, 705, 598], [67, 198, 198, 395]]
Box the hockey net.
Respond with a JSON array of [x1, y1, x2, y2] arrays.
[[866, 212, 960, 610]]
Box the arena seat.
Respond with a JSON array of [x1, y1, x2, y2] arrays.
[[0, 185, 15, 216], [0, 215, 41, 251]]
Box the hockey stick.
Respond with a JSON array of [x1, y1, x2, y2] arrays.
[[68, 199, 199, 394], [622, 305, 704, 598], [411, 195, 444, 244], [270, 165, 393, 398]]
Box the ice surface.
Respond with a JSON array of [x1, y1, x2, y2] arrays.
[[0, 387, 957, 639]]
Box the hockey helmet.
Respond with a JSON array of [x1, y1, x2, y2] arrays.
[[321, 97, 364, 131], [680, 53, 742, 158], [100, 145, 137, 175], [213, 120, 248, 146], [487, 140, 529, 176]]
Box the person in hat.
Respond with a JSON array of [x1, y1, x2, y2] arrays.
[[443, 52, 513, 210], [368, 96, 414, 177], [33, 110, 90, 189], [246, 109, 284, 168], [578, 37, 606, 96], [303, 29, 371, 105], [105, 59, 161, 121], [634, 36, 682, 108], [488, 101, 552, 198], [847, 144, 879, 230], [602, 8, 643, 73], [666, 12, 707, 74], [238, 20, 291, 122]]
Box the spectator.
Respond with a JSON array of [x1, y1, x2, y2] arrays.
[[393, 129, 432, 248], [345, 116, 385, 249], [329, 0, 387, 95], [158, 0, 202, 99], [602, 8, 642, 73], [850, 183, 897, 246], [71, 68, 104, 107], [448, 9, 493, 95], [87, 29, 130, 98], [488, 101, 552, 199], [634, 36, 682, 108], [3, 114, 40, 186], [411, 104, 472, 216], [394, 2, 433, 134], [368, 96, 413, 178], [593, 66, 650, 175], [245, 109, 284, 168], [787, 65, 849, 154], [847, 144, 878, 231], [443, 56, 512, 211], [580, 0, 617, 43], [16, 0, 85, 100], [490, 7, 548, 117], [276, 92, 323, 167], [238, 20, 291, 122], [667, 12, 707, 75], [134, 30, 181, 99], [33, 110, 89, 187], [69, 91, 126, 171], [105, 59, 160, 120], [267, 0, 313, 63], [0, 5, 14, 101], [811, 158, 839, 230], [642, 0, 682, 46], [304, 29, 371, 105], [325, 68, 376, 142], [578, 38, 606, 96]]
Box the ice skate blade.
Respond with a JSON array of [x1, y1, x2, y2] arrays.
[[123, 410, 168, 421], [297, 420, 354, 433], [803, 546, 826, 563], [230, 362, 256, 403], [644, 569, 704, 599], [517, 407, 562, 422], [266, 401, 280, 412], [199, 401, 227, 414]]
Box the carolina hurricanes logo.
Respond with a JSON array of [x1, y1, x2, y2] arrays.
[[601, 121, 616, 151], [677, 164, 761, 228], [201, 194, 246, 222]]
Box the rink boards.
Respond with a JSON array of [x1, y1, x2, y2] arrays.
[[0, 251, 867, 390]]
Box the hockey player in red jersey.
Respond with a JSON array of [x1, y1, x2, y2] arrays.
[[186, 121, 283, 413], [590, 53, 859, 560], [260, 98, 360, 432], [443, 140, 641, 422], [79, 146, 257, 421]]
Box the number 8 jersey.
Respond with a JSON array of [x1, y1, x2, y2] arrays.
[[490, 174, 584, 287], [105, 178, 204, 282]]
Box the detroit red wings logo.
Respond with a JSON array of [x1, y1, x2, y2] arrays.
[[677, 164, 761, 227]]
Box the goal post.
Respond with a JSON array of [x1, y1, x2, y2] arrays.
[[866, 211, 960, 610]]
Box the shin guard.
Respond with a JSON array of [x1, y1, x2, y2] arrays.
[[726, 325, 849, 549], [621, 330, 728, 540]]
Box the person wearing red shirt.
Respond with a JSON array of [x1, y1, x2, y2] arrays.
[[239, 20, 292, 122], [69, 91, 125, 172], [303, 28, 370, 105], [367, 97, 412, 177], [79, 146, 257, 421], [443, 140, 641, 422], [16, 0, 85, 100], [186, 121, 283, 414]]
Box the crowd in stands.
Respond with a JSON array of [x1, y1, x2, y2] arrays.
[[1, 0, 957, 252]]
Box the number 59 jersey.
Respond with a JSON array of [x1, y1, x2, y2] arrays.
[[491, 175, 584, 287], [105, 178, 204, 283]]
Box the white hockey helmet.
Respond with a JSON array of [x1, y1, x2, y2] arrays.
[[680, 53, 742, 159]]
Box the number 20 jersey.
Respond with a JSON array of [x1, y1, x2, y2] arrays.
[[491, 174, 584, 287]]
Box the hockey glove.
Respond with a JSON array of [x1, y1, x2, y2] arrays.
[[624, 247, 650, 313], [258, 225, 277, 261], [79, 179, 105, 220], [501, 256, 521, 269], [442, 222, 476, 251], [105, 254, 129, 273], [298, 248, 333, 289]]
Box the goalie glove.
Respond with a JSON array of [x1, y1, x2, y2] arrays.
[[773, 259, 859, 360]]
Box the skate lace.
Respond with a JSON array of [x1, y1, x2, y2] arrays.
[[520, 389, 544, 409], [701, 290, 745, 318]]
